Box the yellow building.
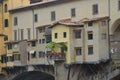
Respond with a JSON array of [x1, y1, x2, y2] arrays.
[[0, 0, 30, 69], [51, 16, 109, 64]]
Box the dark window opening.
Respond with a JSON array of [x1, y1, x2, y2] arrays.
[[76, 48, 82, 55], [88, 31, 93, 40], [31, 51, 36, 58], [55, 33, 58, 39], [4, 4, 8, 12], [34, 14, 38, 22], [4, 35, 8, 41], [63, 32, 67, 38], [88, 21, 93, 26], [31, 41, 36, 47], [8, 43, 12, 50], [75, 30, 81, 39], [88, 46, 93, 55], [39, 51, 45, 58], [71, 8, 76, 17], [51, 11, 56, 21], [4, 19, 8, 27], [93, 4, 98, 15]]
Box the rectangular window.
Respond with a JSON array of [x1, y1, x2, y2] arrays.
[[118, 0, 120, 10], [4, 19, 8, 27], [75, 30, 81, 39], [39, 51, 45, 58], [7, 56, 13, 62], [76, 47, 82, 55], [31, 41, 36, 47], [63, 32, 67, 38], [42, 39, 45, 44], [51, 11, 56, 21], [14, 30, 17, 41], [39, 27, 45, 33], [39, 39, 41, 44], [46, 37, 51, 43], [14, 54, 20, 61], [34, 14, 38, 22], [101, 21, 106, 26], [88, 46, 93, 55], [88, 21, 93, 26], [102, 33, 107, 40], [1, 55, 7, 63], [8, 43, 12, 50], [31, 51, 36, 58], [27, 28, 31, 40], [4, 35, 8, 41], [55, 33, 58, 39], [71, 8, 76, 17], [36, 29, 38, 39], [14, 17, 18, 26], [21, 29, 24, 40], [88, 31, 93, 40], [92, 4, 98, 15]]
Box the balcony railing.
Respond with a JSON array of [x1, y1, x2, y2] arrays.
[[46, 52, 65, 61]]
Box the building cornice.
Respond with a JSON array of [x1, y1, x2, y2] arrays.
[[9, 0, 79, 13]]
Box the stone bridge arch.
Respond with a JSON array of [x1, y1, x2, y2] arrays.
[[111, 18, 120, 34], [12, 71, 55, 80], [110, 18, 120, 52], [1, 65, 55, 80]]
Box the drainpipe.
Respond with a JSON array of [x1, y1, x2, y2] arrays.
[[108, 0, 111, 60]]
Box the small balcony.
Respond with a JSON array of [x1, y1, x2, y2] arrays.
[[46, 52, 65, 61]]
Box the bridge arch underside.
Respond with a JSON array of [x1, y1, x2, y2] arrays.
[[13, 71, 55, 80], [111, 19, 120, 53]]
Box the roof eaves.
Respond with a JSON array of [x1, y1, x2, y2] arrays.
[[9, 0, 77, 13]]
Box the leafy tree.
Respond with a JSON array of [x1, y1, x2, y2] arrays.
[[46, 42, 67, 52]]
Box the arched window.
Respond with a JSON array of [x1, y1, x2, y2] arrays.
[[4, 4, 8, 12]]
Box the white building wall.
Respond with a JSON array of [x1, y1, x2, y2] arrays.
[[12, 10, 34, 41]]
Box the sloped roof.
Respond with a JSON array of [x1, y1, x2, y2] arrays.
[[50, 21, 84, 28], [80, 16, 109, 23]]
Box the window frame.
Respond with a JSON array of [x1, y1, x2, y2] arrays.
[[71, 8, 76, 18], [31, 51, 36, 58], [4, 19, 8, 27], [88, 45, 93, 55], [14, 17, 18, 26], [4, 4, 8, 13], [31, 41, 36, 47], [88, 21, 93, 27], [7, 43, 12, 50], [63, 32, 67, 38], [74, 30, 81, 39], [88, 31, 93, 40], [75, 47, 82, 55], [92, 4, 98, 15], [51, 11, 56, 21], [14, 30, 17, 41], [54, 33, 58, 39], [34, 14, 38, 22]]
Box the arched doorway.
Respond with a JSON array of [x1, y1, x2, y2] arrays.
[[13, 71, 55, 80]]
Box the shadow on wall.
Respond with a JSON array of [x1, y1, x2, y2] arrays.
[[13, 71, 54, 80]]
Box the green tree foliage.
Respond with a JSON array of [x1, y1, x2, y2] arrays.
[[46, 42, 67, 52]]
